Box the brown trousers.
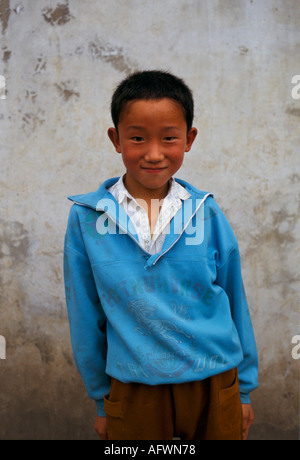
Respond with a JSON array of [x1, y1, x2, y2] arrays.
[[104, 368, 243, 440]]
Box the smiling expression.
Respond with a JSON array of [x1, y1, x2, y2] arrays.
[[108, 98, 197, 201]]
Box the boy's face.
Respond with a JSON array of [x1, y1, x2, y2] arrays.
[[108, 98, 197, 200]]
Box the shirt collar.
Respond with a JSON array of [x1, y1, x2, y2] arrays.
[[111, 174, 191, 205]]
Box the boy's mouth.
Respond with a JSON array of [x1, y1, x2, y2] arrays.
[[141, 167, 167, 173]]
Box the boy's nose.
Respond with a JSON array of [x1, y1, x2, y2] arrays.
[[144, 144, 164, 162]]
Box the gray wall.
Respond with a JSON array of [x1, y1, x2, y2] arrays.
[[0, 0, 299, 440]]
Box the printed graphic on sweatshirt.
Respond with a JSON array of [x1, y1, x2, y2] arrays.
[[146, 342, 195, 378], [128, 299, 195, 344], [127, 299, 195, 378], [123, 299, 228, 379], [100, 275, 217, 310]]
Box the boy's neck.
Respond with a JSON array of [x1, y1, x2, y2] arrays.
[[123, 174, 170, 204], [123, 174, 170, 235]]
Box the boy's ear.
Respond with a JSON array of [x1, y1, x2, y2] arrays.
[[107, 127, 122, 153], [185, 127, 198, 152]]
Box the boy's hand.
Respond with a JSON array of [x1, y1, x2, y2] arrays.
[[94, 415, 107, 440], [242, 404, 254, 440]]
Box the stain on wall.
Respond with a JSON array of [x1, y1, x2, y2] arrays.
[[0, 0, 11, 34], [88, 38, 137, 74], [34, 57, 46, 75], [2, 46, 11, 63], [286, 105, 300, 117], [0, 0, 299, 440], [0, 220, 30, 265], [55, 81, 80, 101], [41, 2, 73, 26]]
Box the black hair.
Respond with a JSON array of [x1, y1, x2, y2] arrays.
[[110, 70, 194, 132]]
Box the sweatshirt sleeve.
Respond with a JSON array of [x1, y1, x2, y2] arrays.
[[216, 243, 259, 404], [64, 204, 110, 416]]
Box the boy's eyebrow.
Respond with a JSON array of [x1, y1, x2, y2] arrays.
[[126, 126, 144, 131]]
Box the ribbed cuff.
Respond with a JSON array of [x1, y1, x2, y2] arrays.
[[95, 399, 106, 417], [240, 393, 251, 404]]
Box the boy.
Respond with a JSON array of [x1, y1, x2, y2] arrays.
[[64, 70, 258, 440]]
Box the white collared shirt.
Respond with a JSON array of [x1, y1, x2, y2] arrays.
[[108, 175, 190, 255]]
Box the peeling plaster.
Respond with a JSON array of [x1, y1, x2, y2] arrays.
[[0, 220, 30, 267], [13, 3, 23, 15], [25, 90, 37, 103], [285, 105, 300, 117], [0, 0, 10, 34], [88, 38, 137, 73], [2, 46, 11, 63], [55, 81, 80, 101], [238, 45, 249, 55], [34, 57, 47, 75], [41, 2, 73, 26], [21, 109, 46, 132]]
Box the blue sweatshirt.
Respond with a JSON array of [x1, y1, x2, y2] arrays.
[[64, 177, 258, 416]]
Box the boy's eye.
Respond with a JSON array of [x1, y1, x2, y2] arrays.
[[131, 136, 144, 142], [164, 137, 176, 142]]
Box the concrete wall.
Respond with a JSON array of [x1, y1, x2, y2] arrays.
[[0, 0, 299, 440]]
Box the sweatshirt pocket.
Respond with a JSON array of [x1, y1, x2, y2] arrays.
[[218, 370, 242, 434], [219, 370, 239, 405], [104, 395, 123, 418]]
